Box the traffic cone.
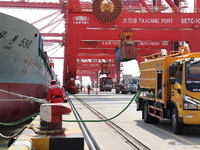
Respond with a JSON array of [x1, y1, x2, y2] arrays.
[[96, 88, 98, 95]]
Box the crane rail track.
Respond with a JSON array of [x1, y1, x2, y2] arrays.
[[70, 94, 151, 150], [68, 95, 101, 150]]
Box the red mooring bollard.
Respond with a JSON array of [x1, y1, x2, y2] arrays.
[[40, 103, 71, 134]]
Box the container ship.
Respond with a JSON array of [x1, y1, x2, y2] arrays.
[[0, 12, 55, 123]]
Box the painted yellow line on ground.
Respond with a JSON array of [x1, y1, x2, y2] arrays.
[[89, 97, 200, 148], [89, 98, 139, 120], [147, 124, 200, 148]]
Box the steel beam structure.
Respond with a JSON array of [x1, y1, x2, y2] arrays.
[[0, 0, 198, 93], [63, 0, 200, 92]]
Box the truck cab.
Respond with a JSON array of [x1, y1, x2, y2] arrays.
[[169, 57, 200, 132], [137, 47, 200, 134]]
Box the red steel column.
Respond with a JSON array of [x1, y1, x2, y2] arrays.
[[194, 0, 200, 13]]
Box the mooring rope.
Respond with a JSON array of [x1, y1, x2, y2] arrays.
[[0, 88, 47, 104], [0, 126, 27, 139]]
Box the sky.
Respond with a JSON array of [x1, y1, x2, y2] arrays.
[[0, 0, 193, 85]]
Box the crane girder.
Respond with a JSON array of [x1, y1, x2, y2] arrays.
[[0, 1, 63, 9], [64, 1, 200, 92], [80, 40, 172, 49], [76, 54, 116, 60], [76, 71, 96, 77], [0, 0, 199, 93], [77, 49, 162, 57]]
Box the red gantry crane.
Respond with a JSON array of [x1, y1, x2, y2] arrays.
[[0, 0, 200, 93]]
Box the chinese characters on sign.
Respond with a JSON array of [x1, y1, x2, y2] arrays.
[[122, 17, 200, 24]]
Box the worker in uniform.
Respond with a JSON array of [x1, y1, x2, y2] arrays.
[[87, 85, 91, 94], [46, 80, 64, 103], [49, 60, 54, 68]]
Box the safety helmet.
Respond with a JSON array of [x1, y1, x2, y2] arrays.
[[51, 80, 57, 85]]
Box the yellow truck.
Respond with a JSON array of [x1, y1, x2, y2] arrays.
[[137, 47, 200, 134]]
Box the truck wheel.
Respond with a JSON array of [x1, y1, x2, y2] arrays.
[[143, 102, 153, 123], [116, 91, 119, 93], [152, 117, 160, 124], [171, 107, 184, 134]]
